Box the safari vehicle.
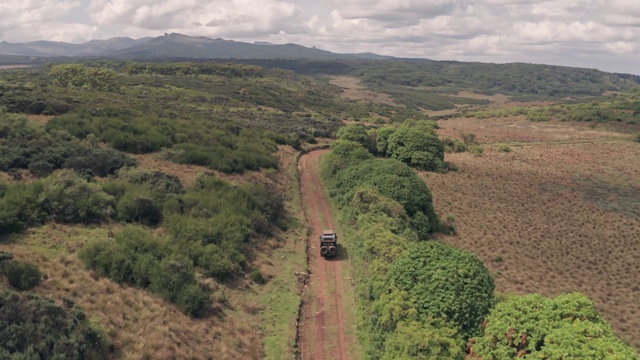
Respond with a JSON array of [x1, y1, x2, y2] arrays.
[[320, 230, 338, 258]]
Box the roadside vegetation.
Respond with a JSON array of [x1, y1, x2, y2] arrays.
[[320, 124, 639, 358]]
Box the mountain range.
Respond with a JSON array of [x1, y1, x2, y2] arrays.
[[0, 33, 391, 62]]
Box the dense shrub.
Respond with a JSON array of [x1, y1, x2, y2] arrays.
[[47, 114, 279, 174], [375, 127, 396, 155], [379, 242, 495, 340], [442, 137, 467, 153], [79, 226, 209, 317], [41, 170, 115, 224], [332, 158, 439, 235], [2, 260, 41, 290], [382, 321, 465, 360], [0, 180, 46, 234], [336, 123, 375, 152], [470, 293, 639, 359], [0, 289, 109, 359], [0, 112, 135, 177], [323, 140, 374, 175], [386, 125, 446, 171], [64, 147, 137, 177], [116, 191, 163, 226], [117, 168, 185, 195]]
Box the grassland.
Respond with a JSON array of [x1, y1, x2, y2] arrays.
[[426, 116, 640, 349]]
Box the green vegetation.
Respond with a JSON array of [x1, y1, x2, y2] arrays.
[[0, 289, 110, 359], [351, 60, 639, 99], [386, 124, 446, 171], [79, 226, 210, 317], [78, 174, 283, 315], [331, 158, 439, 237], [382, 242, 495, 339], [0, 111, 136, 178], [469, 89, 640, 124], [2, 259, 42, 291], [470, 293, 640, 359], [0, 170, 118, 234], [322, 138, 481, 359]]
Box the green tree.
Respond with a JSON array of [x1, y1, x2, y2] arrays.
[[333, 158, 439, 231], [382, 241, 495, 339], [470, 293, 640, 359], [323, 140, 374, 175], [336, 123, 375, 153], [382, 321, 465, 360], [386, 125, 445, 171], [376, 127, 396, 155]]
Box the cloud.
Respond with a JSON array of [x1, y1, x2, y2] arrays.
[[88, 0, 310, 37], [0, 0, 639, 74]]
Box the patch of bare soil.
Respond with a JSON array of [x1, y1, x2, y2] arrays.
[[427, 118, 640, 349], [298, 150, 358, 360], [327, 76, 400, 107], [27, 115, 54, 126]]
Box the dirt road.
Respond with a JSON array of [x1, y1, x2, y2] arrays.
[[297, 149, 354, 360]]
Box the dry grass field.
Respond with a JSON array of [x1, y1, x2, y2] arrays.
[[327, 76, 400, 106], [425, 116, 640, 349]]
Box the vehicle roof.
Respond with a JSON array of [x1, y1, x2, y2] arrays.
[[322, 230, 335, 235]]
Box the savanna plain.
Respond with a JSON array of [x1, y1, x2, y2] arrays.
[[429, 115, 640, 348]]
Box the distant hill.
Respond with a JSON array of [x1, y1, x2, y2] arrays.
[[0, 37, 150, 57], [0, 33, 390, 61], [104, 33, 391, 60]]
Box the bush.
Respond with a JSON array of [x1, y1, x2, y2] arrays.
[[375, 127, 396, 155], [117, 192, 163, 226], [2, 260, 41, 290], [0, 180, 47, 234], [634, 133, 640, 143], [497, 145, 512, 152], [381, 241, 495, 339], [117, 168, 185, 195], [41, 170, 115, 224], [460, 132, 479, 145], [333, 158, 439, 232], [382, 321, 465, 360], [336, 123, 375, 153], [443, 138, 467, 153], [386, 126, 446, 171], [64, 147, 137, 177], [470, 293, 639, 359], [0, 289, 110, 359], [79, 226, 210, 317], [323, 140, 374, 175], [250, 269, 267, 284]]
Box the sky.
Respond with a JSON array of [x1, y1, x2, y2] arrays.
[[1, 0, 639, 75]]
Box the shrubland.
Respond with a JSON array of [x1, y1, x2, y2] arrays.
[[467, 89, 640, 125]]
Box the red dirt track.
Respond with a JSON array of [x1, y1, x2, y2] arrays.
[[298, 149, 350, 360]]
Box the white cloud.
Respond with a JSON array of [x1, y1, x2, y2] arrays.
[[0, 0, 639, 74]]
